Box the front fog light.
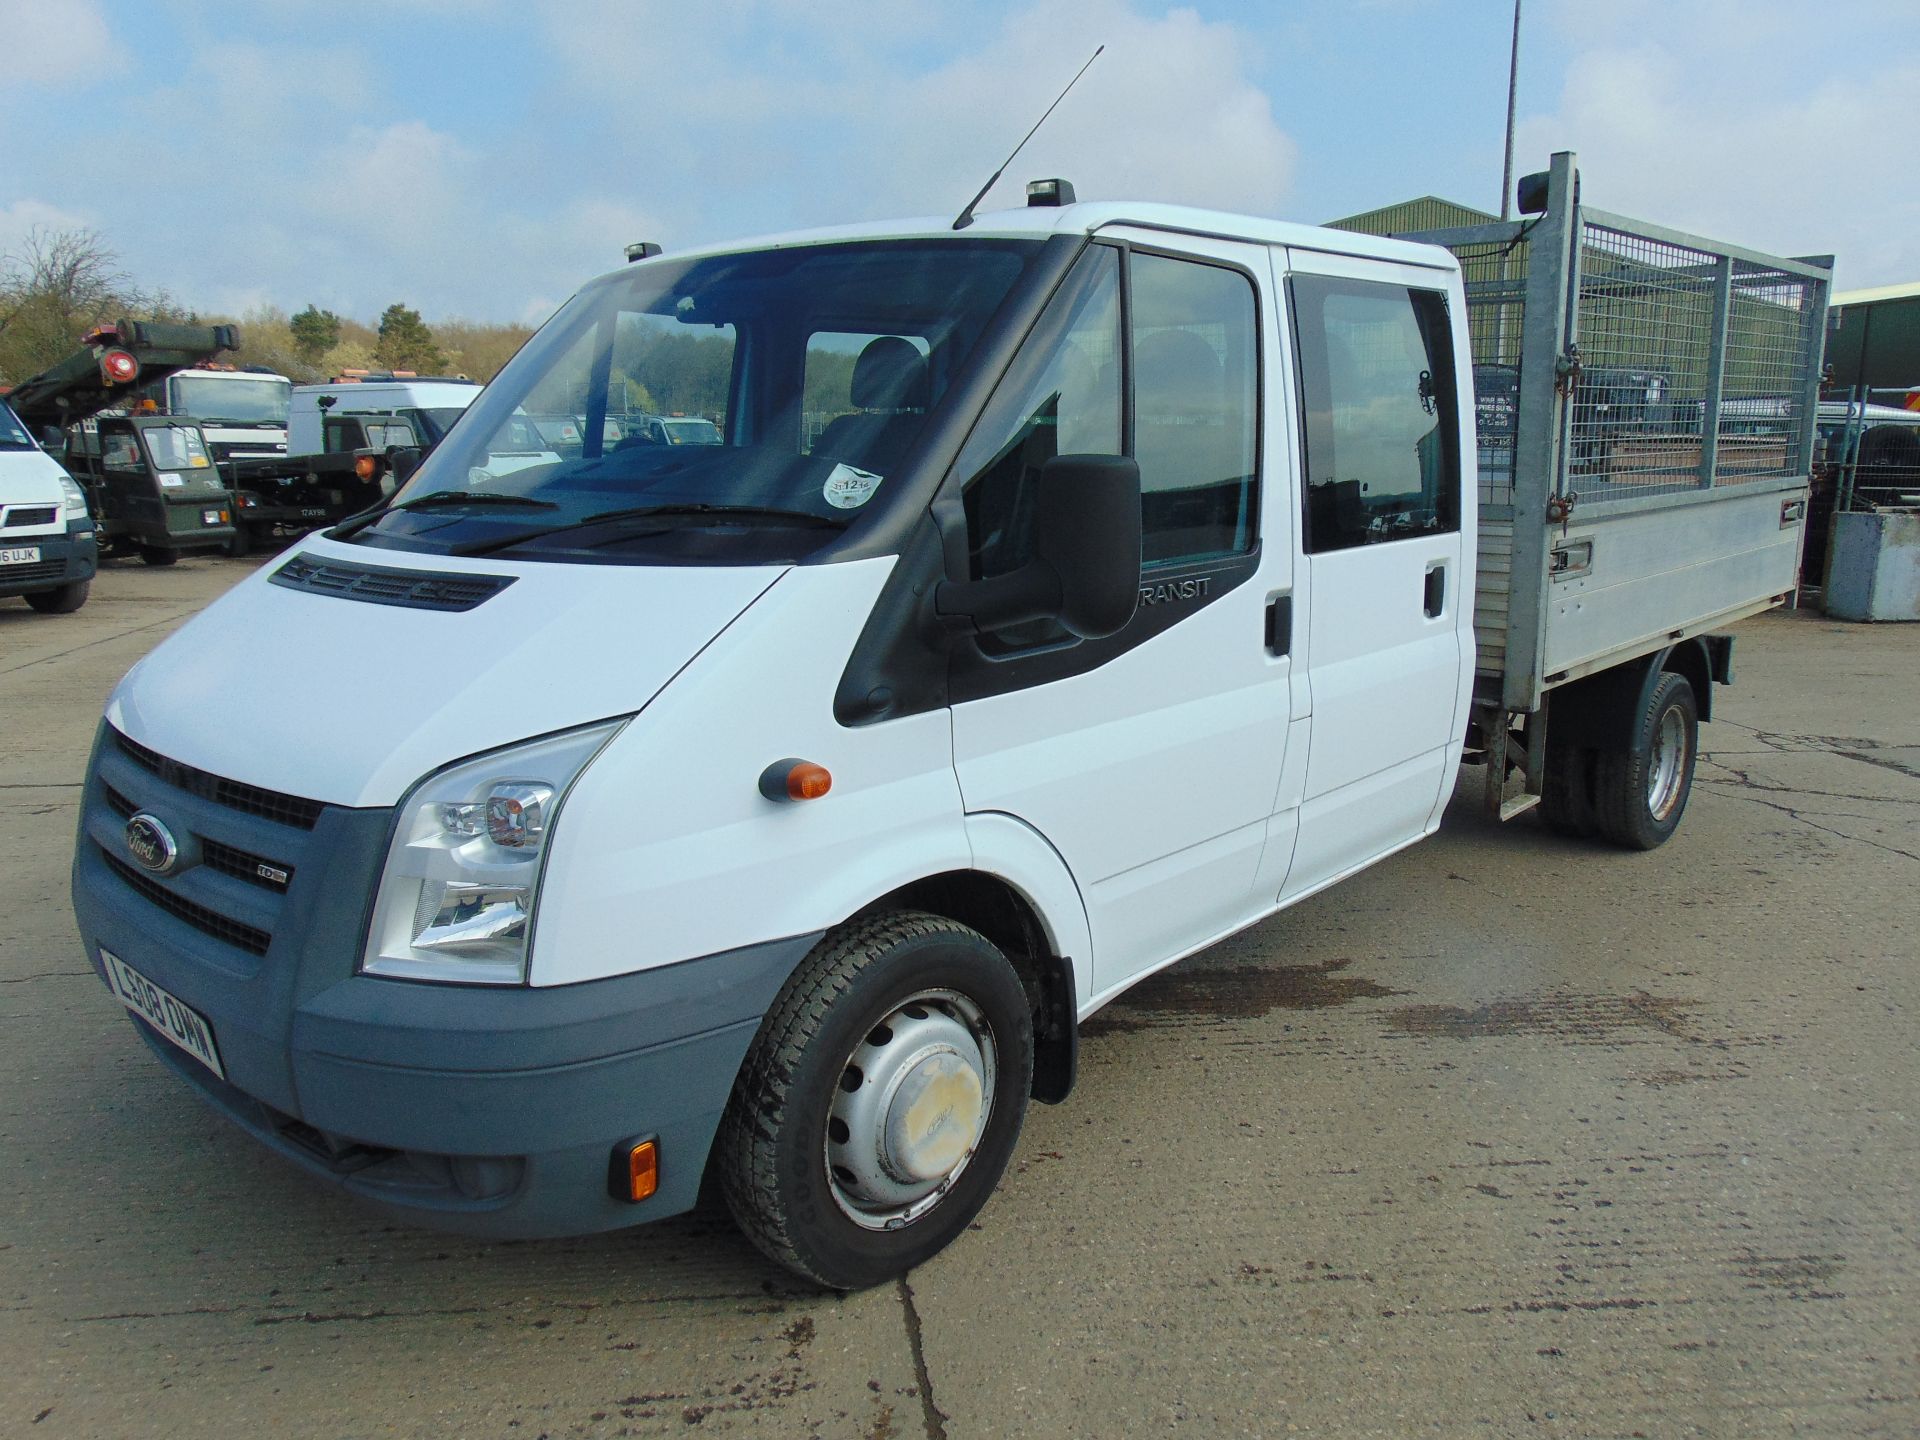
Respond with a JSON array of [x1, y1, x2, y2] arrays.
[[363, 721, 625, 985]]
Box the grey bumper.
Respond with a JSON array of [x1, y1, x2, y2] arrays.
[[72, 723, 820, 1238], [1, 521, 96, 596]]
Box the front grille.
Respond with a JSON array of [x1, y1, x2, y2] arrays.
[[202, 837, 293, 892], [113, 729, 323, 830], [271, 554, 514, 612], [3, 506, 57, 528], [102, 782, 137, 818], [2, 560, 66, 584], [101, 848, 272, 956]]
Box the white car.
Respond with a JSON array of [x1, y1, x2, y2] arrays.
[[0, 399, 96, 613]]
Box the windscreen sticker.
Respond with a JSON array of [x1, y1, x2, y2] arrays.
[[823, 463, 882, 510], [159, 474, 184, 488]]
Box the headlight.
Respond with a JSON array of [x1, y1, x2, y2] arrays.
[[58, 476, 91, 520], [362, 719, 626, 984]]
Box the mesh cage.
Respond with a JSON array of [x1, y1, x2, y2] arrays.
[[1452, 237, 1530, 508], [1570, 223, 1823, 502]]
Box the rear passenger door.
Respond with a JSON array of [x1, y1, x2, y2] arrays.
[[1280, 251, 1473, 901], [948, 234, 1297, 1003]]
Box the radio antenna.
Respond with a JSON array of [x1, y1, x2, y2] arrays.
[[952, 45, 1104, 231]]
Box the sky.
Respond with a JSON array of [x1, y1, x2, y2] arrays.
[[3, 0, 1915, 326]]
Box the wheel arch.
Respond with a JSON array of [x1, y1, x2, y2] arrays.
[[853, 866, 1081, 1105], [1549, 635, 1729, 750]]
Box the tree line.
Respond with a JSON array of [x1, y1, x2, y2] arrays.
[[0, 226, 535, 388]]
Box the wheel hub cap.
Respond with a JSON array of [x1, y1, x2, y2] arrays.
[[826, 992, 994, 1230]]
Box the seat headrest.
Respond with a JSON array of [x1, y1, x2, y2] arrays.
[[851, 336, 930, 411]]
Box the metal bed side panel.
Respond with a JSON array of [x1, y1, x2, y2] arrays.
[[1539, 482, 1807, 681]]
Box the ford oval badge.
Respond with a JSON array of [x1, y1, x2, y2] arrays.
[[126, 813, 179, 875]]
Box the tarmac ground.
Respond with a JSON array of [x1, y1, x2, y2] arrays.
[[3, 552, 1916, 1438]]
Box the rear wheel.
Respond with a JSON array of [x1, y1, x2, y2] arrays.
[[138, 545, 179, 567], [717, 911, 1033, 1290], [1540, 739, 1600, 838], [24, 580, 89, 614], [1593, 671, 1698, 850]]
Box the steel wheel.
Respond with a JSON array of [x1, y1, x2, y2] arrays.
[[1646, 703, 1691, 822], [717, 911, 1033, 1290], [825, 989, 996, 1230]]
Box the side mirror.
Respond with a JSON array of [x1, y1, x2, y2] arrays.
[[937, 453, 1142, 640], [388, 446, 422, 487]]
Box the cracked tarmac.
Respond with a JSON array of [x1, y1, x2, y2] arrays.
[[3, 559, 1917, 1438]]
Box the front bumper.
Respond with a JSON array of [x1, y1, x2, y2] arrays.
[[0, 521, 96, 596], [72, 723, 819, 1238]]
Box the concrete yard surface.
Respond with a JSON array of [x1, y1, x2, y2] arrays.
[[2, 556, 1916, 1438]]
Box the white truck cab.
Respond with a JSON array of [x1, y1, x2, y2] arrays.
[[77, 188, 1631, 1290], [139, 367, 293, 461], [1, 397, 97, 613]]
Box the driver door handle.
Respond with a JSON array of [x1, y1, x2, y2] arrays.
[[1424, 564, 1446, 619]]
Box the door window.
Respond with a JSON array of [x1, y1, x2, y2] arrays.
[[955, 244, 1123, 582], [955, 244, 1262, 584], [1291, 275, 1459, 553], [1132, 252, 1259, 566]]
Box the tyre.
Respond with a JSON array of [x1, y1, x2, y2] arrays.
[[1593, 671, 1698, 850], [1540, 741, 1600, 838], [224, 523, 254, 558], [717, 910, 1034, 1290], [24, 580, 89, 614], [138, 545, 179, 567]]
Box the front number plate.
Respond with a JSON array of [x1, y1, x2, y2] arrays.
[[0, 546, 42, 566], [101, 948, 226, 1080]]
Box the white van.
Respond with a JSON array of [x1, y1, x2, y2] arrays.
[[287, 377, 481, 456], [74, 180, 1809, 1289], [1, 398, 96, 613]]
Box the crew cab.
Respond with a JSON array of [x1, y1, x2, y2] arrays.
[[71, 161, 1827, 1289]]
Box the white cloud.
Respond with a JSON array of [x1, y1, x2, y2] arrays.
[[0, 0, 124, 87], [1519, 2, 1920, 288], [0, 198, 96, 258]]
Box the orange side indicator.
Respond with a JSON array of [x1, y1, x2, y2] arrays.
[[759, 758, 833, 803], [787, 763, 832, 801], [625, 1140, 659, 1202]]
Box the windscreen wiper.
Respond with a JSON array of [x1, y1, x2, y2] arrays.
[[330, 489, 559, 540], [450, 502, 845, 557]]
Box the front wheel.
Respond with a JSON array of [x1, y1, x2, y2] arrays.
[[1593, 671, 1698, 849], [717, 911, 1033, 1290], [24, 580, 90, 614], [138, 545, 179, 567]]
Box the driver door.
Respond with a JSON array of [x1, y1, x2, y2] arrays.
[[947, 235, 1298, 1003]]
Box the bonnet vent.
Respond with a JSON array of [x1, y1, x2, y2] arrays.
[[270, 555, 516, 612]]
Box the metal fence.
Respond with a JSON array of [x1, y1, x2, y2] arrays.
[[1402, 195, 1828, 514]]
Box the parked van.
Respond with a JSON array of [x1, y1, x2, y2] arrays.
[[72, 160, 1827, 1289], [0, 397, 96, 612], [287, 376, 481, 456]]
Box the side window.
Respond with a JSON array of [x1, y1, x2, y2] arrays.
[[954, 244, 1122, 581], [1292, 274, 1459, 553], [1131, 253, 1259, 566], [102, 429, 142, 470]]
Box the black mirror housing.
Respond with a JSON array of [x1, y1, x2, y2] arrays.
[[937, 453, 1141, 640], [388, 446, 422, 487]]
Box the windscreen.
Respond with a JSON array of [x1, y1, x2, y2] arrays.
[[142, 424, 215, 472], [0, 401, 33, 449], [360, 238, 1043, 564], [171, 376, 291, 425]]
